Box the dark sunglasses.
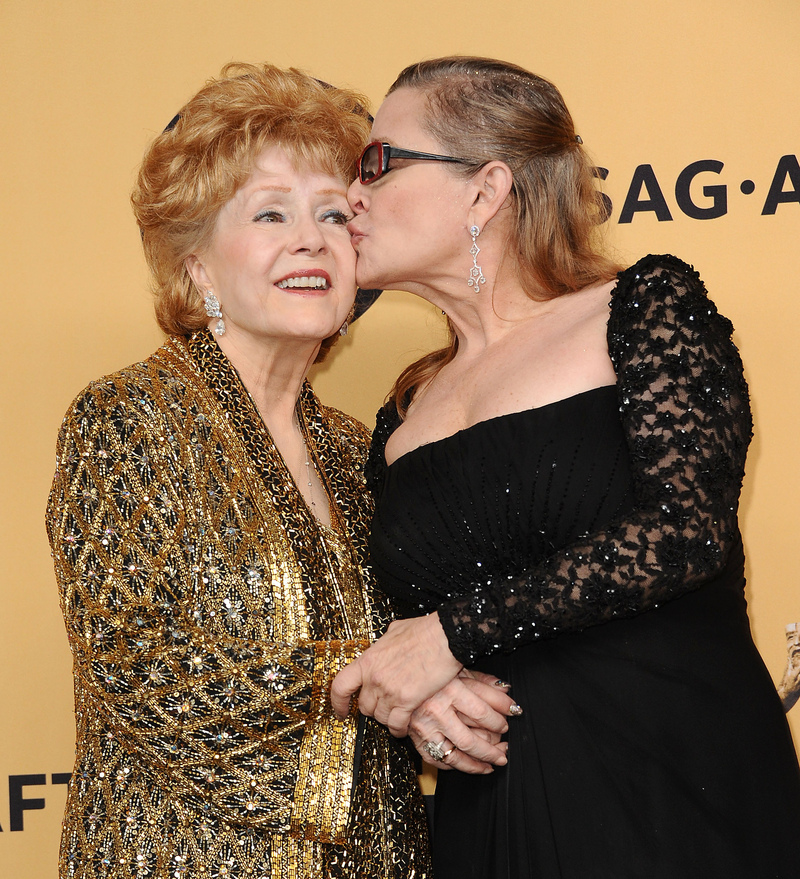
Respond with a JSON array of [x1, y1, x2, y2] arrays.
[[357, 141, 470, 184]]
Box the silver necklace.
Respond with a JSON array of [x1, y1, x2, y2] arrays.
[[296, 421, 318, 512], [303, 450, 317, 511]]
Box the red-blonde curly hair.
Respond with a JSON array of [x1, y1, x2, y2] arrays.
[[131, 62, 371, 354]]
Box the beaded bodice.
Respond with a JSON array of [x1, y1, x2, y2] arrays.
[[367, 255, 752, 665]]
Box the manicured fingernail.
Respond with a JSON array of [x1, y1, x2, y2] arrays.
[[509, 703, 523, 716], [493, 679, 511, 688]]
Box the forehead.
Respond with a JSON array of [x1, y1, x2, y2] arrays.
[[246, 144, 346, 188], [371, 88, 437, 148], [213, 146, 348, 230]]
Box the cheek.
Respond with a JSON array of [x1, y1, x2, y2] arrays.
[[371, 184, 417, 229], [208, 236, 257, 281], [332, 241, 357, 283], [332, 234, 356, 264], [387, 192, 418, 226], [393, 187, 456, 239]]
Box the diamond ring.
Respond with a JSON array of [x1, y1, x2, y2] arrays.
[[423, 740, 456, 762]]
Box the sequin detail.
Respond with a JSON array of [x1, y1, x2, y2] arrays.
[[47, 330, 430, 878]]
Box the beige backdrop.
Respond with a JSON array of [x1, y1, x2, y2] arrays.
[[2, 1, 798, 874]]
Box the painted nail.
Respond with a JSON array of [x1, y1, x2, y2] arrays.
[[493, 679, 511, 688], [509, 703, 523, 716]]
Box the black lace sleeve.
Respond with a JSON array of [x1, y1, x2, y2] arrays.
[[437, 254, 753, 665]]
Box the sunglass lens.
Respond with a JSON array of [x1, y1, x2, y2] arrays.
[[360, 144, 382, 183]]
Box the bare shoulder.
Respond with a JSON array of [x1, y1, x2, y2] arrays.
[[567, 278, 617, 321], [477, 281, 617, 411], [386, 280, 619, 463]]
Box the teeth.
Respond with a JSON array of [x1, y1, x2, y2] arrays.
[[277, 276, 328, 289]]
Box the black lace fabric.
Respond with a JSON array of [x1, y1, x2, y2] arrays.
[[370, 255, 753, 666], [437, 255, 752, 663]]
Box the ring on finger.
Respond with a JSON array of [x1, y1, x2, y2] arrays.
[[423, 739, 457, 762]]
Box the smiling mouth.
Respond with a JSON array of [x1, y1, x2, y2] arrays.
[[276, 275, 330, 290]]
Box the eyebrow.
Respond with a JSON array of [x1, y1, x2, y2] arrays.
[[247, 186, 347, 197]]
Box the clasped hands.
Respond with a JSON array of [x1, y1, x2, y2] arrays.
[[331, 612, 518, 773]]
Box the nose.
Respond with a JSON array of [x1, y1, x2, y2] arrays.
[[347, 177, 368, 214], [290, 211, 328, 254]]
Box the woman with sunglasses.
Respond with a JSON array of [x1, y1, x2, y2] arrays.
[[332, 56, 800, 879]]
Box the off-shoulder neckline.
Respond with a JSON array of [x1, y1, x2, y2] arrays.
[[385, 384, 617, 470]]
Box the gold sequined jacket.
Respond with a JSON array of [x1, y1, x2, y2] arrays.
[[46, 331, 430, 879]]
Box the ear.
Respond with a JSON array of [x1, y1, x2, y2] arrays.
[[469, 161, 514, 228], [185, 253, 213, 294]]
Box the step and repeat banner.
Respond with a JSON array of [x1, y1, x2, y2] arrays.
[[2, 1, 798, 875]]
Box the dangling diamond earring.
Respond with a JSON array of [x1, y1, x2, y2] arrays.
[[203, 290, 226, 335], [468, 225, 486, 293], [338, 304, 355, 336]]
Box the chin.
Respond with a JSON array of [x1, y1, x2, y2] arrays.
[[356, 269, 386, 290], [355, 258, 381, 291]]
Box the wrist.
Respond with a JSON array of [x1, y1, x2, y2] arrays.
[[427, 611, 463, 672]]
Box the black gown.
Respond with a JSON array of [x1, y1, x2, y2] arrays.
[[367, 255, 800, 879]]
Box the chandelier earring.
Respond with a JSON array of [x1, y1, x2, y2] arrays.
[[468, 225, 486, 293], [203, 290, 226, 336]]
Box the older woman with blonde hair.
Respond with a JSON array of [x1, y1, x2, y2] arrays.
[[46, 62, 440, 879]]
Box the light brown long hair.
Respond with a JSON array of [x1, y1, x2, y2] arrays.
[[131, 62, 371, 359], [387, 56, 620, 413]]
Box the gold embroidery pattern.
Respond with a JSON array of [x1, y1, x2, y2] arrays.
[[47, 331, 430, 878]]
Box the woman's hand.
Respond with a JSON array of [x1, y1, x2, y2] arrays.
[[330, 612, 463, 736], [408, 670, 520, 774]]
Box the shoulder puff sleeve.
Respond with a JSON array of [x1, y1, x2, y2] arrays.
[[46, 375, 367, 840], [437, 254, 753, 665]]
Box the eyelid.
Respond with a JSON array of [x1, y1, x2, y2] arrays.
[[252, 205, 351, 224], [320, 207, 353, 224], [253, 208, 285, 222]]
